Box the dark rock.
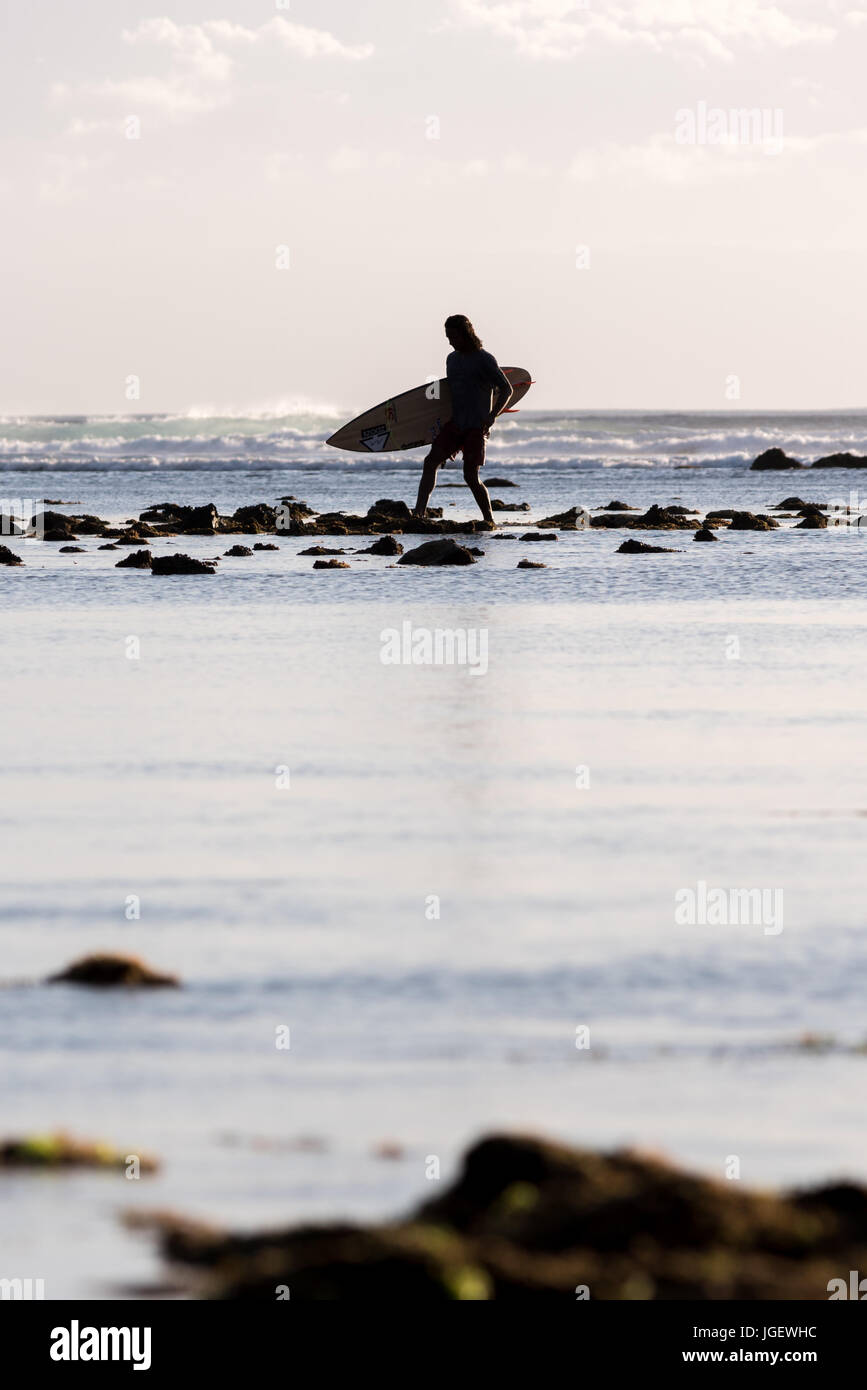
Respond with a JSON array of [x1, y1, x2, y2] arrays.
[[368, 499, 413, 523], [59, 545, 85, 553], [299, 546, 346, 557], [617, 539, 679, 553], [253, 543, 279, 551], [359, 536, 403, 556], [275, 501, 316, 533], [517, 559, 546, 569], [313, 559, 350, 569], [519, 532, 558, 542], [750, 448, 804, 471], [811, 452, 867, 469], [0, 545, 23, 565], [796, 513, 828, 529], [776, 497, 810, 509], [598, 500, 635, 511], [33, 510, 78, 538], [491, 499, 530, 512], [729, 512, 779, 531], [47, 953, 178, 987], [120, 521, 159, 538], [151, 554, 216, 575], [138, 503, 218, 532], [467, 547, 485, 557], [705, 510, 738, 520], [637, 505, 700, 529], [115, 549, 153, 569], [231, 503, 277, 532], [693, 528, 718, 543], [591, 505, 699, 531], [398, 539, 477, 567], [73, 515, 113, 535], [224, 545, 254, 557], [485, 478, 518, 487], [98, 543, 120, 551], [797, 504, 826, 518]]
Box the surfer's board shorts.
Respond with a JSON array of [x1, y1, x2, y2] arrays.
[[426, 421, 486, 470]]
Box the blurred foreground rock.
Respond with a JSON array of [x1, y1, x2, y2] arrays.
[[131, 1133, 867, 1300]]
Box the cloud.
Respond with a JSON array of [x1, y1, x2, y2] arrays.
[[568, 125, 867, 185], [444, 0, 837, 61], [55, 15, 373, 126]]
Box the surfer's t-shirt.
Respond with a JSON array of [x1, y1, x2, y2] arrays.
[[446, 349, 512, 431]]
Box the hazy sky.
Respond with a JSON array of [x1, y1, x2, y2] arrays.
[[2, 0, 866, 413]]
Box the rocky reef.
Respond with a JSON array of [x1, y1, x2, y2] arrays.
[[130, 1132, 867, 1300]]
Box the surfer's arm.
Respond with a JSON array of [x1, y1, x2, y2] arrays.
[[485, 358, 513, 428]]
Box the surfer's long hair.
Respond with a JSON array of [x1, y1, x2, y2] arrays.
[[445, 314, 482, 352]]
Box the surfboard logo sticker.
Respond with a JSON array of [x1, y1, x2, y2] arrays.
[[361, 424, 390, 451]]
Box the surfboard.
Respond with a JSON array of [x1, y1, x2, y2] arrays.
[[326, 366, 532, 453]]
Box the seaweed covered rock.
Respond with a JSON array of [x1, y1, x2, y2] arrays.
[[33, 511, 79, 539], [729, 512, 779, 531], [152, 554, 216, 575], [750, 448, 804, 470], [398, 539, 477, 566], [485, 478, 517, 488], [224, 545, 254, 557], [517, 559, 546, 569], [617, 539, 678, 554], [47, 953, 179, 987], [140, 1131, 867, 1300], [253, 542, 279, 551], [692, 527, 718, 542], [519, 532, 558, 542], [313, 559, 350, 569], [796, 513, 828, 529], [491, 499, 530, 512], [299, 546, 346, 557], [0, 545, 23, 565], [534, 508, 587, 529], [591, 506, 698, 531], [0, 1132, 158, 1173]]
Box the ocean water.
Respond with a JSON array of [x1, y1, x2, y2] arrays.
[[1, 408, 866, 1299]]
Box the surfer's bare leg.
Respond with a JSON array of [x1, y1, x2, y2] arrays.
[[463, 461, 494, 525], [414, 456, 440, 517]]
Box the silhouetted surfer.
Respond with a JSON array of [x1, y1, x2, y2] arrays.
[[413, 315, 513, 525]]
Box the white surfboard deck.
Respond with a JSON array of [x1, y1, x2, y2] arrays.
[[326, 367, 532, 453]]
